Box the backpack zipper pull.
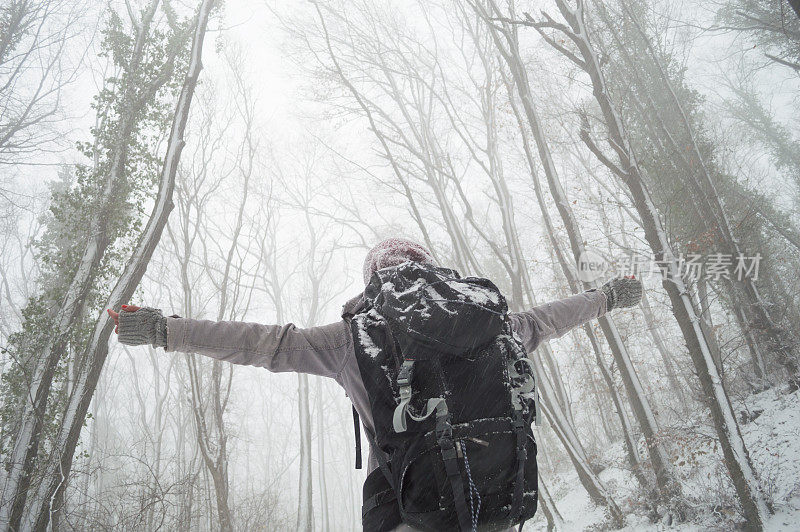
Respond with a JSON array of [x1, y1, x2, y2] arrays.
[[467, 437, 489, 447]]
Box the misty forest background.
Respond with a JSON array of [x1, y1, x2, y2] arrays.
[[1, 0, 799, 530]]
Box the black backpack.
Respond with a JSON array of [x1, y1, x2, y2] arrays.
[[346, 261, 539, 532]]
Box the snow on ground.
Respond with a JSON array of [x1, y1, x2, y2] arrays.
[[746, 388, 800, 531], [529, 388, 800, 531]]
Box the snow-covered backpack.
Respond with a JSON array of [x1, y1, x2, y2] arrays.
[[346, 261, 539, 532]]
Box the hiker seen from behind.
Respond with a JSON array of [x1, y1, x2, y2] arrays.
[[107, 237, 643, 532]]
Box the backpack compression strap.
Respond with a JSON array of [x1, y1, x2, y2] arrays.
[[391, 359, 473, 531], [508, 357, 535, 521], [435, 409, 474, 531]]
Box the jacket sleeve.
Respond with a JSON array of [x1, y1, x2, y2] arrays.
[[164, 317, 353, 379], [508, 289, 607, 352]]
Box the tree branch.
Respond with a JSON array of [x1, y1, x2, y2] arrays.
[[765, 53, 800, 72], [579, 128, 629, 181]]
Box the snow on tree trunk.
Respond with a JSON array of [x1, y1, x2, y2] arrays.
[[481, 2, 672, 503], [616, 0, 798, 388], [501, 63, 648, 487], [522, 0, 772, 526], [316, 377, 331, 532], [14, 1, 216, 528], [296, 373, 314, 532], [0, 2, 168, 527]]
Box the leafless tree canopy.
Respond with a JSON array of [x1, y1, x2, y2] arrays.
[[0, 0, 798, 530]]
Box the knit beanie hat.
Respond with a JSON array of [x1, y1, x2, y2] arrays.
[[363, 237, 437, 285]]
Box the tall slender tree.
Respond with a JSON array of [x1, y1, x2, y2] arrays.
[[500, 0, 772, 527], [0, 0, 215, 528]]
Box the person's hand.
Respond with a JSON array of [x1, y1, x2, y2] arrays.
[[106, 305, 167, 348], [601, 275, 642, 311], [106, 304, 141, 334]]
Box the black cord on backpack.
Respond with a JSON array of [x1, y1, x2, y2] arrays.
[[461, 440, 481, 532]]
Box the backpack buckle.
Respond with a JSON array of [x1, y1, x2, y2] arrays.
[[440, 441, 458, 462], [435, 410, 452, 440], [398, 386, 411, 403], [397, 359, 414, 387]]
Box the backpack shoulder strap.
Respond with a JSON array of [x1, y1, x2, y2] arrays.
[[343, 292, 368, 471], [352, 406, 362, 470], [341, 292, 366, 321]]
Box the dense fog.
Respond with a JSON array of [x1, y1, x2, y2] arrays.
[[1, 0, 798, 530]]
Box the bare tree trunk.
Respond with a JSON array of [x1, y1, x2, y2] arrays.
[[186, 357, 233, 532], [316, 378, 331, 532], [606, 200, 690, 405], [538, 475, 564, 531], [10, 2, 214, 528], [595, 0, 790, 386], [515, 0, 772, 526], [695, 277, 731, 378], [639, 291, 688, 404], [532, 351, 624, 527], [172, 42, 268, 532], [296, 373, 314, 531], [617, 0, 798, 387], [0, 2, 168, 524], [571, 331, 615, 443], [481, 2, 668, 501], [257, 153, 347, 531], [540, 342, 577, 428], [501, 63, 647, 487]]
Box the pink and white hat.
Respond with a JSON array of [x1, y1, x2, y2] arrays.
[[362, 237, 437, 285]]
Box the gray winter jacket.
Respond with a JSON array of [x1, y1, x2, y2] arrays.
[[164, 289, 608, 474]]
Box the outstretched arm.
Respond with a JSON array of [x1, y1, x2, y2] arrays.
[[508, 277, 642, 352], [106, 305, 352, 379]]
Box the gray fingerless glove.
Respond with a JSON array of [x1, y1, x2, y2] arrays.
[[118, 307, 168, 348], [601, 277, 642, 311]]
